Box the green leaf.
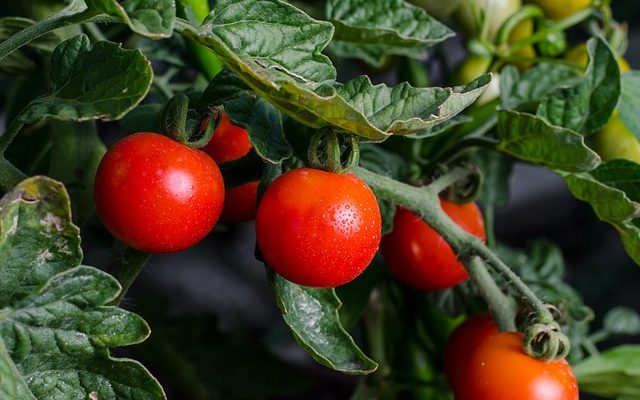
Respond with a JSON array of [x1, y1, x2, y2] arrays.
[[47, 121, 106, 226], [326, 0, 453, 65], [537, 37, 621, 135], [575, 345, 640, 398], [201, 0, 336, 84], [179, 0, 488, 139], [499, 63, 581, 110], [131, 300, 311, 400], [603, 307, 640, 336], [561, 160, 640, 265], [619, 71, 640, 140], [0, 17, 60, 75], [198, 69, 252, 109], [19, 34, 152, 124], [119, 103, 164, 133], [329, 41, 425, 67], [77, 0, 175, 39], [0, 176, 164, 400], [473, 150, 512, 208], [268, 271, 378, 374], [0, 177, 81, 306], [497, 109, 600, 172], [561, 160, 640, 222], [223, 96, 292, 164], [335, 259, 384, 329]]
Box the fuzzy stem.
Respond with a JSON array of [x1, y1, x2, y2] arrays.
[[467, 257, 516, 331], [354, 167, 555, 333]]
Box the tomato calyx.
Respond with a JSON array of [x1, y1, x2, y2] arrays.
[[437, 162, 484, 204], [160, 92, 217, 149], [307, 129, 360, 174]]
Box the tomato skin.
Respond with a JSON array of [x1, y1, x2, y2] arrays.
[[256, 168, 382, 288], [526, 0, 590, 20], [381, 199, 486, 290], [204, 112, 252, 164], [590, 113, 640, 163], [94, 133, 224, 253], [453, 332, 579, 400], [565, 43, 630, 73], [221, 181, 259, 222], [444, 314, 499, 384], [455, 0, 521, 39], [203, 112, 258, 222]]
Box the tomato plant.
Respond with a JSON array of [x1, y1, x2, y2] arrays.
[[0, 0, 639, 399], [382, 199, 485, 290], [94, 132, 225, 253], [256, 168, 381, 287]]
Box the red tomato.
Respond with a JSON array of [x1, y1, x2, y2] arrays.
[[204, 112, 258, 222], [381, 199, 485, 290], [444, 314, 499, 384], [256, 168, 382, 287], [221, 181, 259, 222], [453, 332, 579, 400], [94, 132, 224, 253], [204, 112, 252, 164]]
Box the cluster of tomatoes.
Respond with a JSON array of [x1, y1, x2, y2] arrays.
[[93, 113, 484, 289]]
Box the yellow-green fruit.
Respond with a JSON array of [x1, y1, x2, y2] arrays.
[[453, 55, 499, 105], [454, 0, 521, 39], [509, 19, 536, 71], [590, 114, 640, 163], [564, 43, 631, 73], [526, 0, 591, 20]]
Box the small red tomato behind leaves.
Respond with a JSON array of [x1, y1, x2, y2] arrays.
[[381, 198, 485, 290], [453, 332, 579, 400], [94, 132, 224, 253], [256, 168, 382, 288], [204, 112, 258, 222]]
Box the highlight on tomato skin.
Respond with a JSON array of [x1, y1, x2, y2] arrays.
[[381, 198, 486, 291], [94, 132, 225, 253], [203, 112, 259, 222], [255, 167, 382, 288], [453, 332, 579, 400]]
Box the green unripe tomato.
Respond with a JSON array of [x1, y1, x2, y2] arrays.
[[590, 113, 640, 164], [454, 0, 522, 39], [525, 0, 590, 20], [453, 55, 499, 105], [536, 20, 568, 57]]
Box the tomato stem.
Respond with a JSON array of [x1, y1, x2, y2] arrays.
[[467, 257, 516, 331], [109, 247, 153, 306], [508, 8, 594, 55], [354, 166, 569, 360]]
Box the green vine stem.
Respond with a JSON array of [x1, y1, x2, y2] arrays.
[[467, 256, 517, 331], [507, 7, 594, 55], [354, 166, 567, 360], [110, 247, 152, 306], [0, 3, 89, 62]]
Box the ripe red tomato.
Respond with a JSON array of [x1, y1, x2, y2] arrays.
[[443, 314, 499, 384], [453, 332, 579, 400], [381, 199, 485, 290], [203, 112, 258, 222], [221, 181, 259, 221], [204, 112, 252, 164], [94, 132, 224, 253], [256, 168, 382, 287]]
